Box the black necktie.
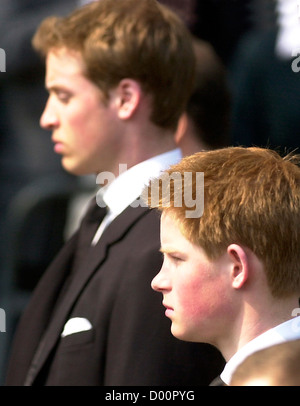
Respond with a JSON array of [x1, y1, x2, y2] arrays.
[[74, 197, 108, 266]]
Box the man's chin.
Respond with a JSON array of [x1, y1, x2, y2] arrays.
[[61, 159, 90, 177]]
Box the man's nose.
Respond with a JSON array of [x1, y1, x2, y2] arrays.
[[151, 265, 171, 293], [40, 98, 59, 130]]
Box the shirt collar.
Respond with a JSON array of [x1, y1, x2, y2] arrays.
[[221, 316, 300, 385], [100, 148, 182, 218]]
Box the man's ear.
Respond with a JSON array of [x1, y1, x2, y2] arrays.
[[115, 79, 141, 120], [174, 112, 188, 144], [227, 244, 249, 290]]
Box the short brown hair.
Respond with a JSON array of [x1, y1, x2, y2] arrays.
[[148, 147, 300, 298], [32, 0, 195, 131]]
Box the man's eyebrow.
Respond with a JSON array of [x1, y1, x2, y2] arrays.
[[45, 84, 72, 93], [159, 247, 181, 255], [159, 246, 188, 260]]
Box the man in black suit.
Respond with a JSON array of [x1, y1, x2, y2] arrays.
[[5, 0, 224, 385]]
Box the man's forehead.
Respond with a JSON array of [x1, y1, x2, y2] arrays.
[[45, 48, 85, 85]]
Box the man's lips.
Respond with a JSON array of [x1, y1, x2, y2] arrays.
[[163, 302, 174, 318], [52, 139, 65, 154]]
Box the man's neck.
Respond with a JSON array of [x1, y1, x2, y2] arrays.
[[220, 314, 300, 385], [110, 126, 176, 177], [220, 296, 300, 362]]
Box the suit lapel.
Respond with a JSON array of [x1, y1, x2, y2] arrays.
[[26, 205, 151, 385], [6, 231, 79, 385], [82, 204, 151, 276]]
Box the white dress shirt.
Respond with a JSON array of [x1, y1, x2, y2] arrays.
[[221, 316, 300, 385], [91, 148, 182, 245]]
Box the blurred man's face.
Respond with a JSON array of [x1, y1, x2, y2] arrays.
[[41, 48, 122, 176]]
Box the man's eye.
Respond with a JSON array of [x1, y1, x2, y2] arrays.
[[57, 92, 71, 103], [170, 255, 183, 263], [161, 252, 184, 264]]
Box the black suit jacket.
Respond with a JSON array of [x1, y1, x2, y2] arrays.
[[6, 205, 224, 385]]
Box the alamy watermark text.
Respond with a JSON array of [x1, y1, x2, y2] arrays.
[[95, 164, 204, 219], [0, 48, 6, 72], [0, 309, 6, 332]]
